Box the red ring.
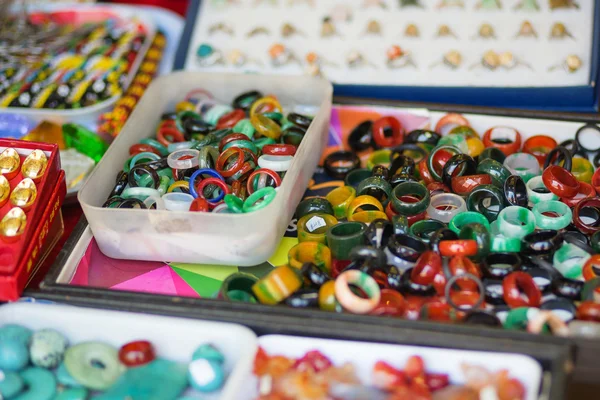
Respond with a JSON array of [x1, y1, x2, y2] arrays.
[[262, 144, 297, 156], [503, 272, 541, 308], [573, 197, 600, 235], [156, 126, 185, 146], [372, 116, 404, 148], [482, 126, 522, 156], [190, 197, 210, 212], [561, 182, 596, 207], [451, 174, 492, 196], [434, 113, 470, 134], [230, 179, 247, 200], [118, 341, 155, 367], [439, 240, 478, 257], [129, 143, 161, 156], [592, 167, 600, 194], [426, 182, 450, 196], [411, 251, 442, 285], [522, 135, 557, 166], [542, 165, 580, 198], [216, 147, 245, 178], [218, 133, 251, 152], [418, 159, 435, 186], [217, 109, 246, 129], [185, 88, 213, 102], [246, 168, 282, 194], [197, 177, 230, 202]]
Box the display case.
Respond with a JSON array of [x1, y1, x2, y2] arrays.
[[174, 0, 600, 112]]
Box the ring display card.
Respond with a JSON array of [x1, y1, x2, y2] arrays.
[[184, 0, 594, 87]]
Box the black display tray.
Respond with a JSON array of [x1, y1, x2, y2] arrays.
[[31, 98, 600, 399]]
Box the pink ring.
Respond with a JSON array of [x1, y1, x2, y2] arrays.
[[334, 270, 381, 314]]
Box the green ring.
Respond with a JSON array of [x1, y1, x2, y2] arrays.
[[224, 194, 244, 213], [409, 219, 447, 243], [458, 222, 491, 262], [476, 158, 512, 188], [532, 200, 572, 230], [466, 184, 506, 222], [449, 211, 491, 234], [497, 206, 535, 240], [140, 138, 169, 156], [325, 221, 367, 260], [391, 181, 430, 216], [242, 187, 277, 213]]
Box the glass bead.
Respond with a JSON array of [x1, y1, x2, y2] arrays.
[[0, 338, 29, 372]]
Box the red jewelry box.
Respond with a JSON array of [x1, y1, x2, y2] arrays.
[[0, 139, 65, 301]]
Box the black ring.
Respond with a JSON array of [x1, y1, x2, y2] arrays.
[[128, 165, 160, 189], [524, 267, 553, 294], [108, 171, 129, 198], [285, 289, 319, 308], [232, 90, 262, 110], [445, 273, 485, 311], [483, 279, 506, 306], [481, 253, 521, 279], [387, 233, 428, 262], [543, 146, 572, 171], [441, 154, 477, 188], [371, 165, 390, 181], [521, 230, 562, 258], [389, 154, 416, 177], [364, 219, 394, 249], [558, 139, 584, 158], [142, 157, 169, 170], [551, 276, 583, 301], [102, 196, 124, 208], [389, 173, 417, 187], [323, 151, 361, 179], [349, 245, 388, 270], [390, 144, 428, 164], [400, 267, 437, 296], [593, 152, 600, 169], [287, 112, 313, 129], [117, 198, 147, 209], [540, 298, 576, 322], [575, 124, 600, 153], [404, 129, 441, 146], [503, 175, 528, 207], [301, 262, 330, 288], [464, 311, 502, 327], [347, 120, 374, 152], [387, 265, 403, 291], [562, 231, 595, 255]]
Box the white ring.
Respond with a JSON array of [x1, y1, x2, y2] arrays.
[[167, 149, 200, 170], [212, 202, 232, 214], [526, 176, 559, 204], [426, 193, 467, 223], [258, 155, 293, 172], [143, 194, 166, 210], [162, 193, 194, 211], [122, 187, 160, 201]]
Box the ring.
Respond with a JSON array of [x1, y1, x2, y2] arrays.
[[335, 270, 381, 314]]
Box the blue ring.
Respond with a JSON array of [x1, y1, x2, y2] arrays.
[[189, 168, 225, 199]]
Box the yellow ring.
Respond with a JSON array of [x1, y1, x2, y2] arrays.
[[297, 213, 338, 244], [249, 97, 282, 117], [167, 180, 190, 193], [347, 195, 384, 218]]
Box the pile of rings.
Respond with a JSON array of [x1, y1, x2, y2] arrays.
[[102, 89, 312, 213], [220, 112, 600, 337], [0, 324, 226, 399]]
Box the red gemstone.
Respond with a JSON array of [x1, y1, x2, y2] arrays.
[[576, 301, 600, 322], [502, 271, 541, 308], [118, 340, 155, 367], [293, 350, 332, 373], [411, 251, 442, 285]]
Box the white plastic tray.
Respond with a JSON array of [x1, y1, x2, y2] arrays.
[[0, 302, 257, 400], [78, 71, 333, 265], [241, 334, 543, 400]]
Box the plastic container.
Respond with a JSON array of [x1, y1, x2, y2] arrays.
[[243, 335, 543, 400], [0, 7, 156, 129], [78, 71, 333, 265], [0, 302, 257, 399]]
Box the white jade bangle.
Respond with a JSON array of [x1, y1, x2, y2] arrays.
[[143, 194, 166, 210], [167, 149, 200, 170], [426, 193, 467, 223], [122, 187, 160, 201], [162, 193, 194, 211], [258, 155, 293, 172]]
